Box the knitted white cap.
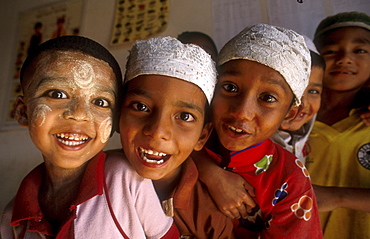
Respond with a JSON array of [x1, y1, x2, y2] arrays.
[[218, 24, 311, 106], [125, 36, 217, 103], [303, 35, 319, 55]]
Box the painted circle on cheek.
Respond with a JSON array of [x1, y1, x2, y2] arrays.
[[99, 117, 112, 143], [32, 104, 52, 127]]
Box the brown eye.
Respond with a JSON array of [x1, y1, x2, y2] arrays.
[[223, 83, 238, 93], [177, 112, 195, 122], [47, 90, 67, 99], [93, 98, 110, 108], [132, 102, 149, 112]]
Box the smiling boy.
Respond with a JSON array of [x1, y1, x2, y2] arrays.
[[199, 24, 322, 238], [1, 36, 179, 238], [119, 36, 236, 238], [306, 11, 370, 238]]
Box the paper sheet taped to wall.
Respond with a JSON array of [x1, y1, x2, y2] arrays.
[[110, 0, 169, 45]]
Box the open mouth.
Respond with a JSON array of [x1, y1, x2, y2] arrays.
[[228, 125, 246, 134], [138, 147, 171, 165], [55, 133, 89, 146]]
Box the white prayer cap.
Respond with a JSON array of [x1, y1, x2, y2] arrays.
[[218, 24, 311, 106], [125, 36, 217, 103], [303, 35, 319, 55]]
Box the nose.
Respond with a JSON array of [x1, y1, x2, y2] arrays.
[[336, 50, 353, 65], [229, 95, 255, 121], [63, 99, 92, 121], [143, 111, 172, 141], [300, 95, 308, 110]]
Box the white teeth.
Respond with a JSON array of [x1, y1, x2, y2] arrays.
[[228, 125, 243, 133], [57, 138, 86, 146], [139, 147, 167, 164], [56, 133, 89, 141]]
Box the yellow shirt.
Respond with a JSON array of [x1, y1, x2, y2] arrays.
[[306, 110, 370, 239]]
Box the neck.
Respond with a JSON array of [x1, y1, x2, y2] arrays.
[[153, 167, 182, 201], [317, 88, 358, 125], [39, 160, 88, 232]]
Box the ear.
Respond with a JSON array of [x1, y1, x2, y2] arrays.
[[194, 122, 213, 151], [14, 96, 29, 128], [280, 105, 300, 130]]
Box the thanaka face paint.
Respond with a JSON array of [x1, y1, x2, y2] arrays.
[[21, 50, 118, 170]]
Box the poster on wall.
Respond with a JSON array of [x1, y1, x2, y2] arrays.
[[110, 0, 169, 45], [1, 0, 83, 130]]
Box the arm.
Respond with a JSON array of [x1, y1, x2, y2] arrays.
[[192, 149, 256, 219], [313, 184, 370, 212]]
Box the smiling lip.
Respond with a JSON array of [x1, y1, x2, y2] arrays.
[[138, 147, 171, 166], [294, 112, 306, 121], [55, 133, 90, 148], [222, 123, 252, 138], [330, 69, 355, 76]]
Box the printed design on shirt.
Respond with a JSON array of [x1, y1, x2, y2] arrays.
[[291, 195, 313, 221], [238, 205, 272, 231], [302, 141, 311, 157], [272, 182, 288, 206], [254, 155, 273, 175], [295, 159, 310, 178], [357, 143, 370, 170]]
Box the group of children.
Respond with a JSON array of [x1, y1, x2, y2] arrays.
[[1, 10, 369, 239]]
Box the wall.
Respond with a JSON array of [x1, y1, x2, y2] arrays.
[[0, 0, 213, 212]]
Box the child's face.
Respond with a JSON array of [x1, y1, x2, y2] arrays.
[[119, 75, 210, 181], [212, 60, 296, 151], [18, 51, 117, 169], [284, 66, 324, 131], [319, 27, 370, 92]]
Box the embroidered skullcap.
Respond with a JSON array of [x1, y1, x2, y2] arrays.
[[314, 11, 370, 40], [20, 35, 122, 85], [218, 23, 310, 106], [125, 36, 217, 103], [303, 35, 319, 55]]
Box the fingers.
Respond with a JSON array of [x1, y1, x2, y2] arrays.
[[360, 111, 370, 126], [243, 180, 256, 197], [220, 203, 248, 219]]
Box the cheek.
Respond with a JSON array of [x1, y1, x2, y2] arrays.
[[97, 117, 112, 143], [30, 104, 52, 127]]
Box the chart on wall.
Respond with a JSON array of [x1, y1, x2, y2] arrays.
[[110, 0, 169, 45], [2, 0, 83, 130], [212, 0, 370, 50]]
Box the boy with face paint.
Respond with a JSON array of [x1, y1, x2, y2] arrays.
[[197, 24, 323, 238], [0, 36, 179, 238], [119, 36, 236, 238]]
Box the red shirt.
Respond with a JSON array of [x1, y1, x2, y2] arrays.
[[207, 139, 323, 239]]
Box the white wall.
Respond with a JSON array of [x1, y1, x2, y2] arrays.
[[0, 0, 213, 212]]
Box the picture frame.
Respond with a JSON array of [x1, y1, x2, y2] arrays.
[[1, 0, 83, 131]]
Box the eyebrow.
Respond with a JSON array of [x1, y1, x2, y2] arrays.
[[353, 37, 370, 44], [36, 76, 70, 88], [36, 77, 116, 96], [127, 88, 204, 114], [324, 37, 370, 46], [221, 68, 291, 93], [175, 101, 204, 115], [309, 83, 323, 87]]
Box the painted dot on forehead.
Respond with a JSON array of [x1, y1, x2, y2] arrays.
[[72, 59, 94, 88]]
